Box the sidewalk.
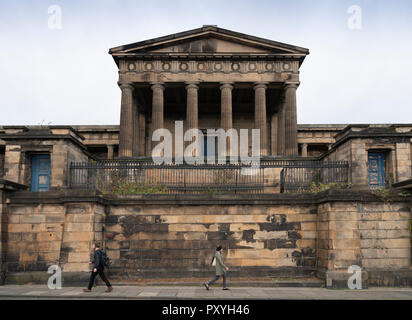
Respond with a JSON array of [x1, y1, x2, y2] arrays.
[[0, 285, 411, 300]]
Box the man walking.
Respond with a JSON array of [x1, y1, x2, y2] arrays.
[[83, 242, 113, 293], [204, 245, 229, 290]]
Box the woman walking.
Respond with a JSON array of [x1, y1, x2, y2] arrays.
[[204, 245, 230, 290]]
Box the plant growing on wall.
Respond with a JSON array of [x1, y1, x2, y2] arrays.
[[308, 182, 352, 194]]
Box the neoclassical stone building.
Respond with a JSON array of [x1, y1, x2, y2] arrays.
[[110, 25, 307, 158], [0, 26, 411, 288]]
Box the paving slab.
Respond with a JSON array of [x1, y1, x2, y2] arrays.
[[0, 285, 411, 300]]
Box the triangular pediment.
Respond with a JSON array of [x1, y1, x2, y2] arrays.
[[109, 26, 309, 56], [148, 37, 274, 54]]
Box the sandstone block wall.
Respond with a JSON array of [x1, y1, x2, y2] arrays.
[[104, 203, 318, 278], [0, 192, 410, 287], [3, 202, 103, 284], [317, 201, 411, 288]]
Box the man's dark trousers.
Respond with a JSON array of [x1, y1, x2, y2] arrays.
[[88, 267, 111, 290]]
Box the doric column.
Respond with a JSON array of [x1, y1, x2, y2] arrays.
[[151, 82, 165, 151], [271, 113, 278, 155], [185, 82, 199, 156], [132, 93, 140, 157], [254, 82, 268, 156], [284, 82, 299, 156], [220, 82, 233, 131], [118, 82, 134, 157], [301, 143, 308, 157], [220, 82, 233, 157], [107, 145, 114, 159], [185, 82, 199, 131], [138, 111, 146, 156], [277, 103, 285, 155]]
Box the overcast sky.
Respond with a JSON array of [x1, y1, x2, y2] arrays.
[[0, 0, 411, 125]]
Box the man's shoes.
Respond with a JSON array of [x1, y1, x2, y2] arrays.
[[105, 286, 113, 293], [222, 288, 230, 290], [83, 289, 91, 292], [203, 283, 209, 291]]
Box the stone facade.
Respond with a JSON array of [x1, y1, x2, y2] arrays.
[[325, 125, 412, 188], [0, 190, 410, 287], [109, 26, 308, 158], [0, 27, 411, 288]]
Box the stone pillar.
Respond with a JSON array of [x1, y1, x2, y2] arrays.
[[151, 82, 165, 152], [277, 104, 285, 156], [138, 111, 146, 157], [254, 82, 268, 156], [186, 82, 199, 156], [107, 145, 114, 160], [271, 113, 278, 155], [220, 82, 233, 157], [132, 93, 140, 157], [284, 82, 299, 156], [118, 82, 134, 157], [220, 82, 233, 131], [301, 143, 308, 157], [185, 82, 199, 131]]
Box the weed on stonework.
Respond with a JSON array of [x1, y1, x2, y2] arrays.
[[308, 182, 352, 194], [111, 182, 168, 195]]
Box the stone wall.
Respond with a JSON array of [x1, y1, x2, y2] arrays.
[[3, 200, 103, 284], [0, 191, 410, 287], [317, 200, 411, 288], [0, 151, 4, 177], [0, 188, 4, 284], [51, 141, 89, 188], [104, 202, 317, 279]]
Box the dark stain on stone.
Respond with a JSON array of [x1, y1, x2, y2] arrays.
[[288, 231, 302, 240], [202, 224, 211, 229], [261, 214, 301, 231], [292, 250, 303, 266], [264, 239, 296, 249], [105, 215, 119, 224], [207, 231, 234, 241], [119, 215, 168, 238], [218, 224, 230, 232], [242, 229, 256, 243]]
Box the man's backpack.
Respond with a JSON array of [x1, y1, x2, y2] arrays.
[[101, 250, 111, 267]]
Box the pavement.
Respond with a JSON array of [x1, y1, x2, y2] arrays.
[[0, 285, 411, 300]]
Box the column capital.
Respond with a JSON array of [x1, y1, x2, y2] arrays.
[[185, 82, 199, 90], [118, 82, 134, 91], [150, 82, 165, 91], [219, 82, 234, 90], [284, 82, 300, 90], [253, 82, 268, 90]]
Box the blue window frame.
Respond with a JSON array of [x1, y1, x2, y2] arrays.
[[368, 152, 386, 189], [30, 154, 50, 192]]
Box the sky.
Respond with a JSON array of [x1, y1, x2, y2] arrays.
[[0, 0, 411, 125]]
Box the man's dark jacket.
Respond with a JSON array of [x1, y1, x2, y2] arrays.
[[92, 249, 104, 269]]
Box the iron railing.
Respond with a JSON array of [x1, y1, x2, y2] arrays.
[[280, 161, 349, 193], [69, 159, 350, 194], [69, 161, 265, 194]]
